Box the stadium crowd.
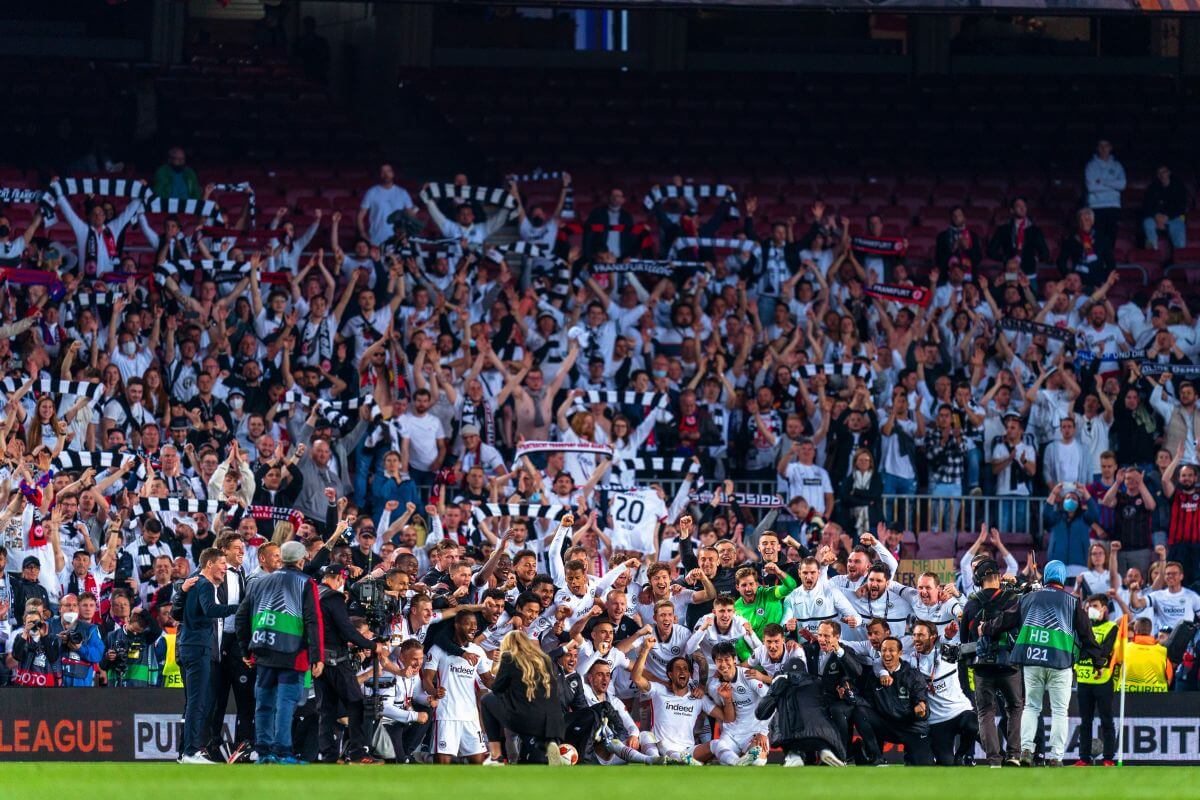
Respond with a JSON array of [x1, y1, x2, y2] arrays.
[[0, 143, 1199, 769]]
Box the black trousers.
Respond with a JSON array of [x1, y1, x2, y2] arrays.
[[383, 704, 433, 763], [292, 696, 320, 763], [317, 660, 367, 761], [930, 710, 979, 765], [1077, 681, 1116, 762], [207, 636, 255, 750], [860, 707, 934, 766], [828, 699, 880, 761]]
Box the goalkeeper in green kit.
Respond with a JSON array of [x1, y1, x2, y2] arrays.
[[733, 562, 797, 660]]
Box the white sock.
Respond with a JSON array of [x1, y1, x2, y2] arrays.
[[606, 739, 656, 765]]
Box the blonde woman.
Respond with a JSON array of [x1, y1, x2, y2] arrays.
[[480, 630, 565, 764]]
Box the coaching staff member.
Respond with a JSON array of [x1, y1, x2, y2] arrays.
[[177, 548, 239, 764], [316, 564, 390, 764], [236, 540, 324, 764]]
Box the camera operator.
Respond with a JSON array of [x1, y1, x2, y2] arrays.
[[101, 608, 163, 686], [864, 636, 935, 765], [991, 559, 1104, 767], [12, 609, 62, 686], [907, 620, 977, 765], [316, 563, 390, 764], [50, 593, 104, 686], [960, 557, 1023, 767]]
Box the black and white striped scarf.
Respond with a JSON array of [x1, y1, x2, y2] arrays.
[[508, 169, 574, 220], [419, 183, 517, 211], [135, 497, 225, 516], [53, 450, 148, 480], [668, 237, 761, 259], [1, 377, 105, 404], [281, 388, 384, 427], [617, 457, 701, 474], [583, 390, 670, 408], [797, 363, 872, 380], [471, 503, 568, 522], [209, 182, 256, 228], [643, 184, 739, 218]]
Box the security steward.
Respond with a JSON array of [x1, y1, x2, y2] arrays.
[[1073, 594, 1123, 766], [316, 564, 390, 764]]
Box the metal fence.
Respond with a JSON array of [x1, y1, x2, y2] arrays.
[[650, 475, 1046, 540]]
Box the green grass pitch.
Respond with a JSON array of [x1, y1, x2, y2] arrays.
[[2, 763, 1198, 799]]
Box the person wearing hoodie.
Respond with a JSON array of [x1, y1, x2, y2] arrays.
[[1084, 139, 1126, 273], [1043, 481, 1099, 573]]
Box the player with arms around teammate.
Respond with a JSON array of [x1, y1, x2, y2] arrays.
[[423, 612, 496, 764], [630, 635, 725, 765], [707, 642, 770, 766]]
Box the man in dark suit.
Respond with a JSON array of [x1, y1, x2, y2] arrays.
[[177, 547, 239, 764], [987, 197, 1050, 279], [582, 188, 637, 258], [801, 619, 882, 765], [207, 532, 255, 759]]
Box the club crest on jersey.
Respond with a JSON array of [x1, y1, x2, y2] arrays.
[[815, 598, 824, 605], [735, 684, 747, 694], [755, 608, 765, 616], [671, 645, 680, 654]]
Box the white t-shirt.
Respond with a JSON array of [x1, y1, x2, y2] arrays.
[[1145, 588, 1200, 633], [608, 488, 667, 555], [706, 668, 769, 739], [1074, 412, 1113, 483], [109, 348, 154, 384], [426, 643, 492, 721], [645, 681, 714, 754], [361, 184, 414, 246], [396, 412, 447, 471], [991, 439, 1037, 496], [782, 462, 833, 510]]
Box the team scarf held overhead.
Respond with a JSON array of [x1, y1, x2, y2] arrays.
[[668, 236, 761, 260], [514, 440, 615, 461], [851, 235, 907, 257], [864, 282, 933, 308], [471, 503, 569, 523], [796, 363, 873, 380], [208, 182, 256, 228], [997, 317, 1079, 344], [643, 183, 740, 218], [51, 177, 222, 221], [2, 378, 106, 405], [249, 505, 306, 528], [418, 183, 518, 214], [507, 169, 574, 220], [280, 387, 385, 428], [586, 259, 707, 278], [0, 267, 66, 300]]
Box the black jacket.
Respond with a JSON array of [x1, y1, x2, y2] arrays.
[[318, 584, 375, 659], [825, 410, 880, 483], [1142, 179, 1188, 220], [988, 219, 1050, 275], [802, 640, 867, 700], [556, 665, 588, 716], [960, 585, 1021, 675], [868, 661, 930, 731], [490, 652, 565, 740], [755, 657, 845, 758], [583, 206, 638, 258], [836, 471, 886, 536], [935, 227, 984, 272]]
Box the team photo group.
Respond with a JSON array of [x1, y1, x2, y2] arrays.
[[2, 132, 1200, 770]]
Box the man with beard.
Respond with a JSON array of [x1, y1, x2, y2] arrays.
[[782, 556, 861, 639], [841, 563, 915, 642], [864, 637, 935, 765], [630, 638, 723, 765], [422, 612, 495, 764], [826, 530, 898, 592], [906, 620, 977, 765]]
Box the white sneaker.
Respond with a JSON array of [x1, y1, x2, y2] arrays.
[[179, 753, 217, 765], [736, 745, 763, 766], [783, 753, 806, 767], [819, 749, 846, 767], [546, 742, 564, 766], [482, 757, 505, 766]]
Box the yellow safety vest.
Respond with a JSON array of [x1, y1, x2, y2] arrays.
[[1123, 639, 1169, 692], [1074, 621, 1118, 685], [161, 632, 183, 689]]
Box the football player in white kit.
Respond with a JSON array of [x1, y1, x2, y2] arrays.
[[630, 635, 725, 765], [422, 613, 494, 763], [707, 642, 770, 766]]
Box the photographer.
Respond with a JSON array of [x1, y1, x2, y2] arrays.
[[1002, 559, 1104, 767], [100, 608, 163, 686], [960, 558, 1023, 767], [316, 563, 390, 764], [50, 594, 104, 686], [12, 609, 62, 686]]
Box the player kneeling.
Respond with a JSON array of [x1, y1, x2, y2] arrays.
[[708, 642, 769, 766], [631, 636, 723, 765]]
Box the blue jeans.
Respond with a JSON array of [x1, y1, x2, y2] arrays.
[[178, 647, 214, 757], [963, 447, 981, 493], [353, 440, 377, 510], [254, 666, 304, 759], [1143, 215, 1186, 249], [930, 482, 960, 533], [882, 473, 917, 530], [997, 495, 1030, 534]]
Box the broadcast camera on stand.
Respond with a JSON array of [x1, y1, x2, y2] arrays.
[[350, 577, 401, 745]]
